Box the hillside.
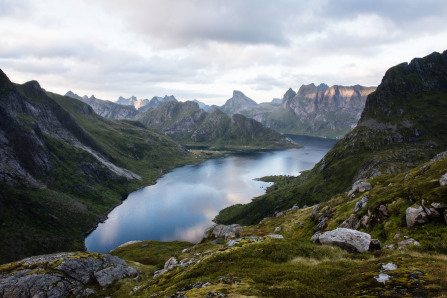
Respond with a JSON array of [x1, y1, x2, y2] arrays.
[[137, 101, 298, 149], [235, 84, 375, 138], [216, 50, 447, 225], [0, 70, 200, 264]]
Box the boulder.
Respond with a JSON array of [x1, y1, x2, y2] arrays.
[[269, 234, 284, 239], [440, 173, 447, 186], [398, 238, 420, 247], [289, 204, 300, 211], [348, 180, 372, 197], [274, 226, 282, 234], [354, 196, 368, 213], [338, 214, 360, 230], [0, 252, 137, 297], [211, 224, 242, 239], [317, 228, 372, 253], [406, 206, 429, 229]]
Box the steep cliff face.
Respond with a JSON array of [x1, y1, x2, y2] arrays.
[[220, 90, 259, 115], [216, 50, 447, 225], [138, 101, 296, 148], [239, 84, 375, 138]]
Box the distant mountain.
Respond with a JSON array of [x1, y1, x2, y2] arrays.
[[137, 101, 297, 149], [1, 71, 197, 263], [271, 98, 282, 104], [65, 92, 138, 120], [216, 50, 447, 225], [220, 90, 259, 115], [117, 96, 150, 110], [138, 95, 178, 111], [193, 99, 216, 112], [238, 84, 376, 138]]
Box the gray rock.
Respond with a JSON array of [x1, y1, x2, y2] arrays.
[[431, 202, 447, 210], [360, 215, 370, 228], [164, 257, 178, 271], [211, 238, 224, 244], [374, 273, 391, 284], [348, 180, 372, 197], [398, 238, 420, 247], [226, 239, 241, 248], [382, 263, 397, 271], [275, 211, 285, 218], [314, 216, 328, 232], [406, 206, 429, 228], [339, 214, 360, 230], [274, 226, 282, 234], [0, 252, 137, 297], [393, 233, 401, 240], [423, 206, 441, 220], [289, 204, 300, 211], [354, 196, 368, 213], [440, 173, 447, 186], [269, 234, 284, 239], [211, 224, 242, 239], [318, 228, 372, 253]]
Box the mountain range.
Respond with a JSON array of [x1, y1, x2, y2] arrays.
[[1, 50, 446, 296], [66, 84, 376, 139]]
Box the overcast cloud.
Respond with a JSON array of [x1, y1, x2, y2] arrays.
[[1, 0, 446, 104]]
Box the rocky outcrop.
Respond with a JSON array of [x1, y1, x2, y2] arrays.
[[65, 92, 139, 120], [138, 101, 296, 149], [354, 196, 368, 213], [313, 228, 375, 253], [406, 206, 429, 229], [0, 252, 137, 297], [348, 180, 372, 197], [207, 224, 243, 240], [440, 173, 447, 186], [339, 214, 360, 230]]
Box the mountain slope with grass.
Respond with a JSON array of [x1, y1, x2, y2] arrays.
[[215, 50, 447, 226], [0, 70, 200, 264], [137, 100, 298, 149]]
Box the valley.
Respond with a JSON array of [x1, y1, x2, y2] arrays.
[[1, 50, 447, 297]]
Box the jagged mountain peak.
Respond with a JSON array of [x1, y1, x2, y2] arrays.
[[220, 90, 258, 115]]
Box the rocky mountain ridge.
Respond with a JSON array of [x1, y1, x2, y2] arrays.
[[228, 84, 376, 138], [137, 100, 297, 149]]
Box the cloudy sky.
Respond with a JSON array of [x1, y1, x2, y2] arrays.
[[1, 0, 447, 105]]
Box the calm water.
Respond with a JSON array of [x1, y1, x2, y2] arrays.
[[85, 135, 336, 252]]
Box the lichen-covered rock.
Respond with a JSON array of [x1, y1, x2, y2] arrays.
[[0, 252, 137, 297], [338, 214, 360, 230], [354, 196, 368, 213], [311, 204, 320, 220], [348, 180, 372, 197], [211, 224, 243, 239], [406, 206, 429, 228], [317, 228, 372, 253]]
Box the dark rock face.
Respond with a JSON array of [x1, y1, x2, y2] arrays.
[[0, 252, 137, 297]]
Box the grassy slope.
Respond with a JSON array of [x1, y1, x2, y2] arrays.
[[96, 155, 447, 297], [0, 86, 202, 264]]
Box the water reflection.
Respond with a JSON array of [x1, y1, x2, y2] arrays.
[[85, 135, 336, 252]]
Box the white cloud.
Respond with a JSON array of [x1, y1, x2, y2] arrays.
[[1, 0, 447, 105]]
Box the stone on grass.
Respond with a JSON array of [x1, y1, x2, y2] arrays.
[[440, 173, 447, 186], [317, 228, 372, 253], [406, 206, 429, 229], [274, 226, 282, 233], [348, 180, 372, 197], [338, 214, 360, 230], [354, 196, 368, 213]]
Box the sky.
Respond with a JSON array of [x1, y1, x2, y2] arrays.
[[1, 0, 447, 105]]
